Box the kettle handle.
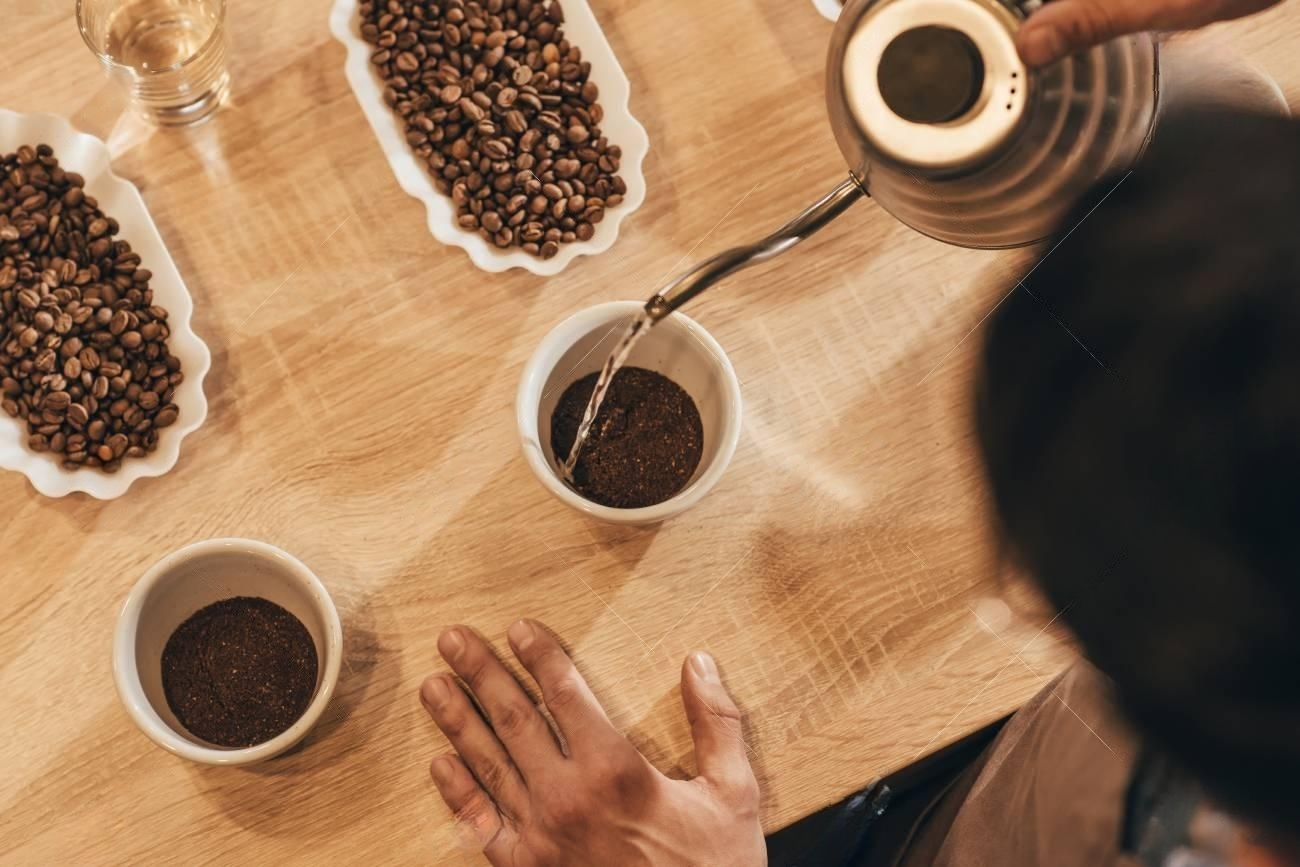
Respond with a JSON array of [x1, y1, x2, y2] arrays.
[[645, 176, 868, 321]]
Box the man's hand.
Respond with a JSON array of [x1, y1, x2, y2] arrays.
[[419, 620, 766, 867], [1016, 0, 1285, 67]]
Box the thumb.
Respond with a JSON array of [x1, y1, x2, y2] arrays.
[[681, 652, 757, 798], [1016, 0, 1151, 67]]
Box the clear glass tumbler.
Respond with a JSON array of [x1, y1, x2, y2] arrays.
[[77, 0, 229, 126]]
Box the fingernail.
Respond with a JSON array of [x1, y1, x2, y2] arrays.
[[1018, 27, 1066, 67], [431, 755, 454, 784], [439, 628, 465, 661], [422, 675, 452, 708], [508, 619, 535, 651], [691, 651, 719, 683]]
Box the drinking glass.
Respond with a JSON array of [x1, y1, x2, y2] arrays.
[[77, 0, 229, 126]]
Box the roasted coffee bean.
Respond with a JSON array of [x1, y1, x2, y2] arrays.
[[0, 145, 184, 470], [361, 0, 626, 256], [155, 405, 179, 428], [43, 391, 71, 412]]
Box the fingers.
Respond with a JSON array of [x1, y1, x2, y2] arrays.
[[421, 673, 529, 817], [429, 753, 519, 860], [507, 619, 616, 746], [1016, 0, 1279, 67], [680, 652, 758, 803], [438, 626, 563, 776], [1016, 1, 1144, 67]]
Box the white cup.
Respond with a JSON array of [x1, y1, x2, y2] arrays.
[[517, 301, 744, 525], [113, 538, 343, 765]]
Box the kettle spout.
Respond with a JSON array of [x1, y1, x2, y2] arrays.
[[645, 176, 868, 321]]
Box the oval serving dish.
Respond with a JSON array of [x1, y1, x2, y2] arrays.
[[0, 109, 210, 500], [329, 0, 650, 275]]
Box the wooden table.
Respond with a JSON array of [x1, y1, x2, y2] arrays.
[[3, 1, 1298, 863]]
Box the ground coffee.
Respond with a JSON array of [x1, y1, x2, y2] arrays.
[[551, 366, 703, 509], [161, 597, 318, 748]]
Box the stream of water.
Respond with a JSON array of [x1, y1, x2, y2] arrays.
[[560, 309, 654, 481]]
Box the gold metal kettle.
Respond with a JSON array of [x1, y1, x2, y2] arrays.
[[647, 0, 1161, 320]]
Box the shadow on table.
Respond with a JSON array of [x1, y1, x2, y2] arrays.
[[384, 450, 660, 754], [188, 588, 402, 838], [387, 447, 660, 630]]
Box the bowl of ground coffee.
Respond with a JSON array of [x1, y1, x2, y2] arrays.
[[113, 539, 343, 765], [517, 301, 743, 524]]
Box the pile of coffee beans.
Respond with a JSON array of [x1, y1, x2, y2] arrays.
[[0, 144, 183, 474], [360, 0, 628, 259]]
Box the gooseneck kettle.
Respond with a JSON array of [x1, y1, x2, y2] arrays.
[[644, 0, 1161, 321]]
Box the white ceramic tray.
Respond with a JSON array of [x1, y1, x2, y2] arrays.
[[0, 110, 210, 500], [812, 0, 843, 20], [329, 0, 649, 275]]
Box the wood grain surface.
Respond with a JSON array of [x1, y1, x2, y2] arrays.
[[2, 1, 1299, 864]]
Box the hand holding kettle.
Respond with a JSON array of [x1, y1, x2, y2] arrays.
[[1017, 0, 1288, 66]]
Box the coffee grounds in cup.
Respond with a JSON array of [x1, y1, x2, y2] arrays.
[[550, 366, 703, 509], [161, 597, 318, 748]]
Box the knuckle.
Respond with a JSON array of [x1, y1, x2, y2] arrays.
[[455, 790, 502, 837], [491, 700, 535, 740], [594, 754, 646, 800], [546, 675, 584, 711], [545, 793, 587, 826], [706, 693, 743, 722], [702, 764, 760, 813], [471, 756, 511, 794], [1068, 1, 1120, 43], [1170, 0, 1210, 23], [437, 707, 469, 738], [461, 655, 492, 692], [458, 788, 493, 819], [727, 768, 761, 809], [696, 693, 744, 732]]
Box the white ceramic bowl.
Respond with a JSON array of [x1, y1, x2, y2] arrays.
[[329, 0, 649, 275], [113, 539, 343, 766], [0, 109, 211, 499], [517, 301, 743, 525]]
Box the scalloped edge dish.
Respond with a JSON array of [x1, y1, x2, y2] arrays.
[[328, 0, 649, 275], [0, 109, 211, 500]]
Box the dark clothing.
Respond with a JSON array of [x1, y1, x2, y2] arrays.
[[768, 664, 1225, 867], [898, 665, 1142, 867]]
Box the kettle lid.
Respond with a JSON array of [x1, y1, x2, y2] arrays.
[[841, 0, 1028, 170]]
